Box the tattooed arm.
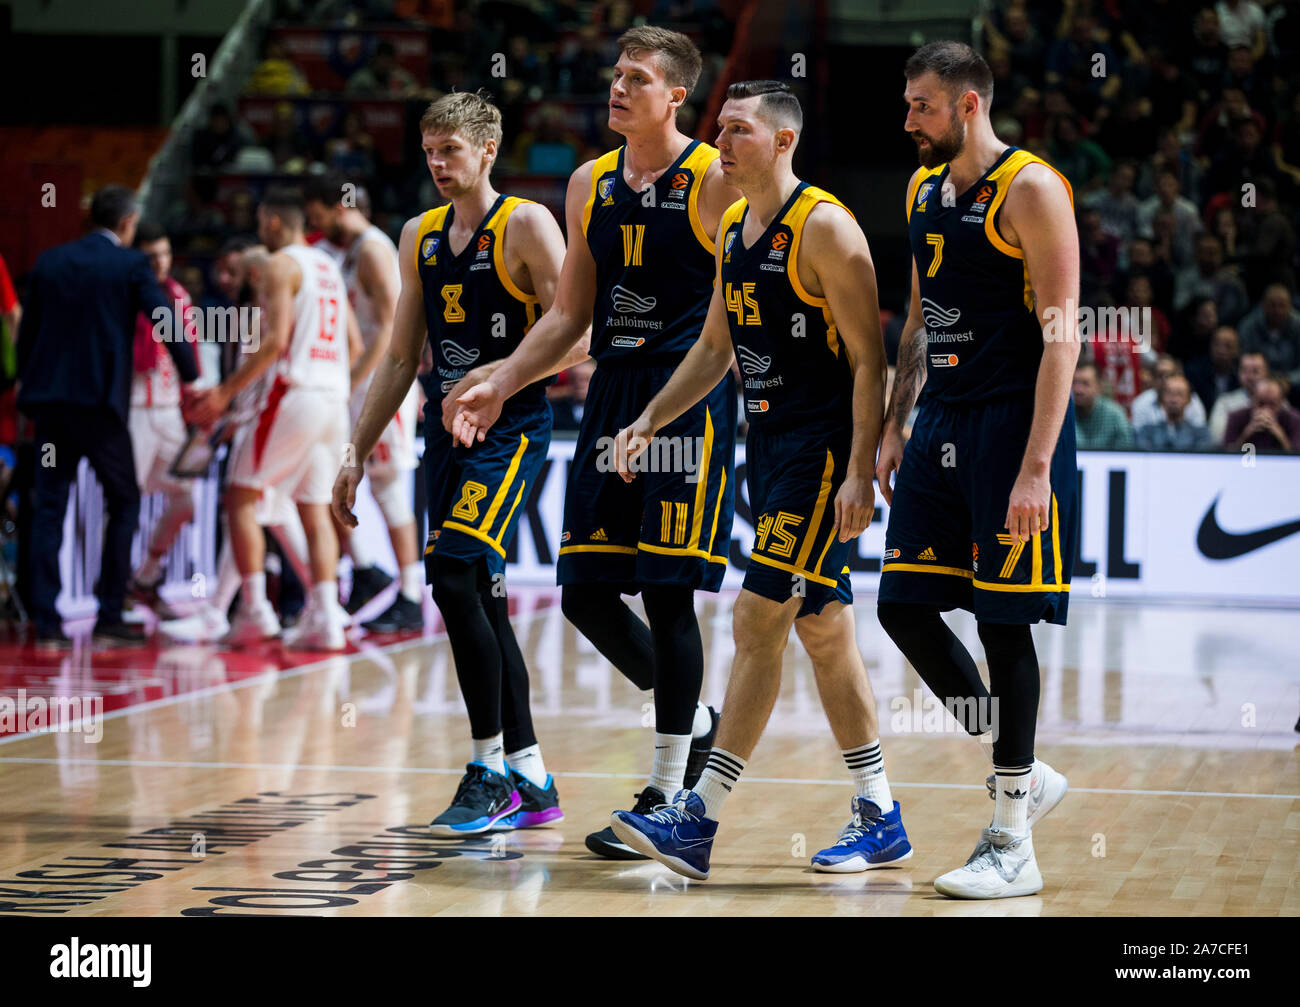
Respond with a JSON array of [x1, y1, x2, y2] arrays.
[[875, 256, 926, 506]]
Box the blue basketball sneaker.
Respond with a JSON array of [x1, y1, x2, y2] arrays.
[[811, 798, 913, 873], [609, 790, 717, 880], [429, 763, 521, 837]]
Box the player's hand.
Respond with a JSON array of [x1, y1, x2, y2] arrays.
[[1005, 467, 1050, 543], [442, 362, 500, 434], [612, 414, 656, 483], [332, 462, 363, 529], [186, 384, 231, 428], [452, 379, 506, 447], [874, 423, 906, 507], [832, 470, 875, 542]]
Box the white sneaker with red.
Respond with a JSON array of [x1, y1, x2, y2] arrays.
[[222, 601, 281, 645]]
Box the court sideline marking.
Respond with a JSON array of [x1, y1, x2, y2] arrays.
[[0, 755, 1293, 801]]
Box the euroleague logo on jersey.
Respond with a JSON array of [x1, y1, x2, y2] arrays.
[[769, 229, 790, 260]]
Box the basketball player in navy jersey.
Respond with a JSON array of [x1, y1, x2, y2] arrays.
[[452, 27, 739, 859], [606, 82, 911, 881], [334, 92, 587, 834], [876, 42, 1079, 899]]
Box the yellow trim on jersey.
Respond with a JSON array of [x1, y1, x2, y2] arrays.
[[707, 467, 727, 556], [559, 543, 639, 556], [794, 449, 835, 571], [905, 167, 944, 222], [582, 148, 623, 238], [749, 551, 839, 588], [687, 407, 716, 550], [983, 150, 1075, 260], [635, 541, 729, 564], [1051, 493, 1063, 586], [974, 580, 1070, 594], [441, 520, 508, 558], [881, 562, 975, 580], [683, 142, 721, 254], [488, 196, 541, 306], [785, 186, 854, 309], [415, 205, 452, 270], [479, 435, 529, 535], [495, 483, 526, 546]]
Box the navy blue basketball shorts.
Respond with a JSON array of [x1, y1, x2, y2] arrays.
[[878, 395, 1077, 625], [557, 362, 737, 592], [423, 404, 552, 579], [744, 422, 854, 618]]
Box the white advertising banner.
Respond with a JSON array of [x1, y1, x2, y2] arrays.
[[57, 440, 1300, 615], [408, 440, 1300, 605]]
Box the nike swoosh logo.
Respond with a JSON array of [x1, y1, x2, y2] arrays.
[[671, 827, 711, 848], [1196, 497, 1300, 560]]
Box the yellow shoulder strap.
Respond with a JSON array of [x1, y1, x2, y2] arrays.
[[717, 197, 748, 264], [490, 196, 539, 305], [685, 142, 721, 254], [784, 186, 853, 307], [905, 167, 944, 223], [415, 204, 450, 269], [984, 150, 1074, 258], [581, 148, 623, 236]]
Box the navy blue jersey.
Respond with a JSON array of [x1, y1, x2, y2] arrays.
[[582, 140, 719, 365], [718, 181, 854, 432], [907, 147, 1073, 405], [416, 194, 547, 412]]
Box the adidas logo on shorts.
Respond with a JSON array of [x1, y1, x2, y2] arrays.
[[917, 547, 937, 560], [590, 528, 608, 542]]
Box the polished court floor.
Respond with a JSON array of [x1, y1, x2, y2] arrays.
[[0, 587, 1296, 916]]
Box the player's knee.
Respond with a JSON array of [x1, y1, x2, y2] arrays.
[[876, 601, 934, 644], [794, 607, 848, 664], [429, 555, 479, 615], [560, 583, 603, 631], [976, 621, 1034, 660], [732, 592, 788, 654], [370, 472, 413, 528], [641, 584, 695, 630]]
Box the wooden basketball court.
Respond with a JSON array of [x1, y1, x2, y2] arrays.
[[1, 588, 1296, 917]]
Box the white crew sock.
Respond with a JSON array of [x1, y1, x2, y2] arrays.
[[691, 701, 714, 738], [399, 562, 424, 602], [992, 763, 1032, 834], [648, 732, 690, 799], [843, 739, 893, 813], [472, 733, 506, 776], [312, 580, 340, 617], [214, 542, 241, 614], [692, 748, 746, 820], [506, 744, 547, 787], [241, 572, 267, 611]]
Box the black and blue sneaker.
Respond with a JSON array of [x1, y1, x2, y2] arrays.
[[429, 763, 521, 837], [683, 706, 720, 790], [609, 790, 717, 881], [584, 787, 666, 860], [493, 768, 564, 830], [345, 564, 393, 615], [810, 797, 913, 873]]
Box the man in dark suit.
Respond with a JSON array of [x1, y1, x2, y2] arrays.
[[18, 185, 199, 647]]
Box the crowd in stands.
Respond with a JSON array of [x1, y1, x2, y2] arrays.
[[982, 0, 1300, 452]]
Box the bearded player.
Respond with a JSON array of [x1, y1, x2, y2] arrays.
[[877, 42, 1078, 899]]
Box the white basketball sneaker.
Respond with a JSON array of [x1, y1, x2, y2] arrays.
[[159, 605, 230, 643], [284, 602, 346, 651], [222, 601, 282, 645], [985, 760, 1068, 829], [933, 827, 1043, 899]]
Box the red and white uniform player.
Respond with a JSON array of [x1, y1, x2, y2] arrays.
[[227, 244, 351, 509], [343, 225, 418, 502]]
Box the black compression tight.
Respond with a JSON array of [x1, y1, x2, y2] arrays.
[[430, 554, 536, 751], [561, 583, 704, 735], [877, 602, 1039, 766]]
